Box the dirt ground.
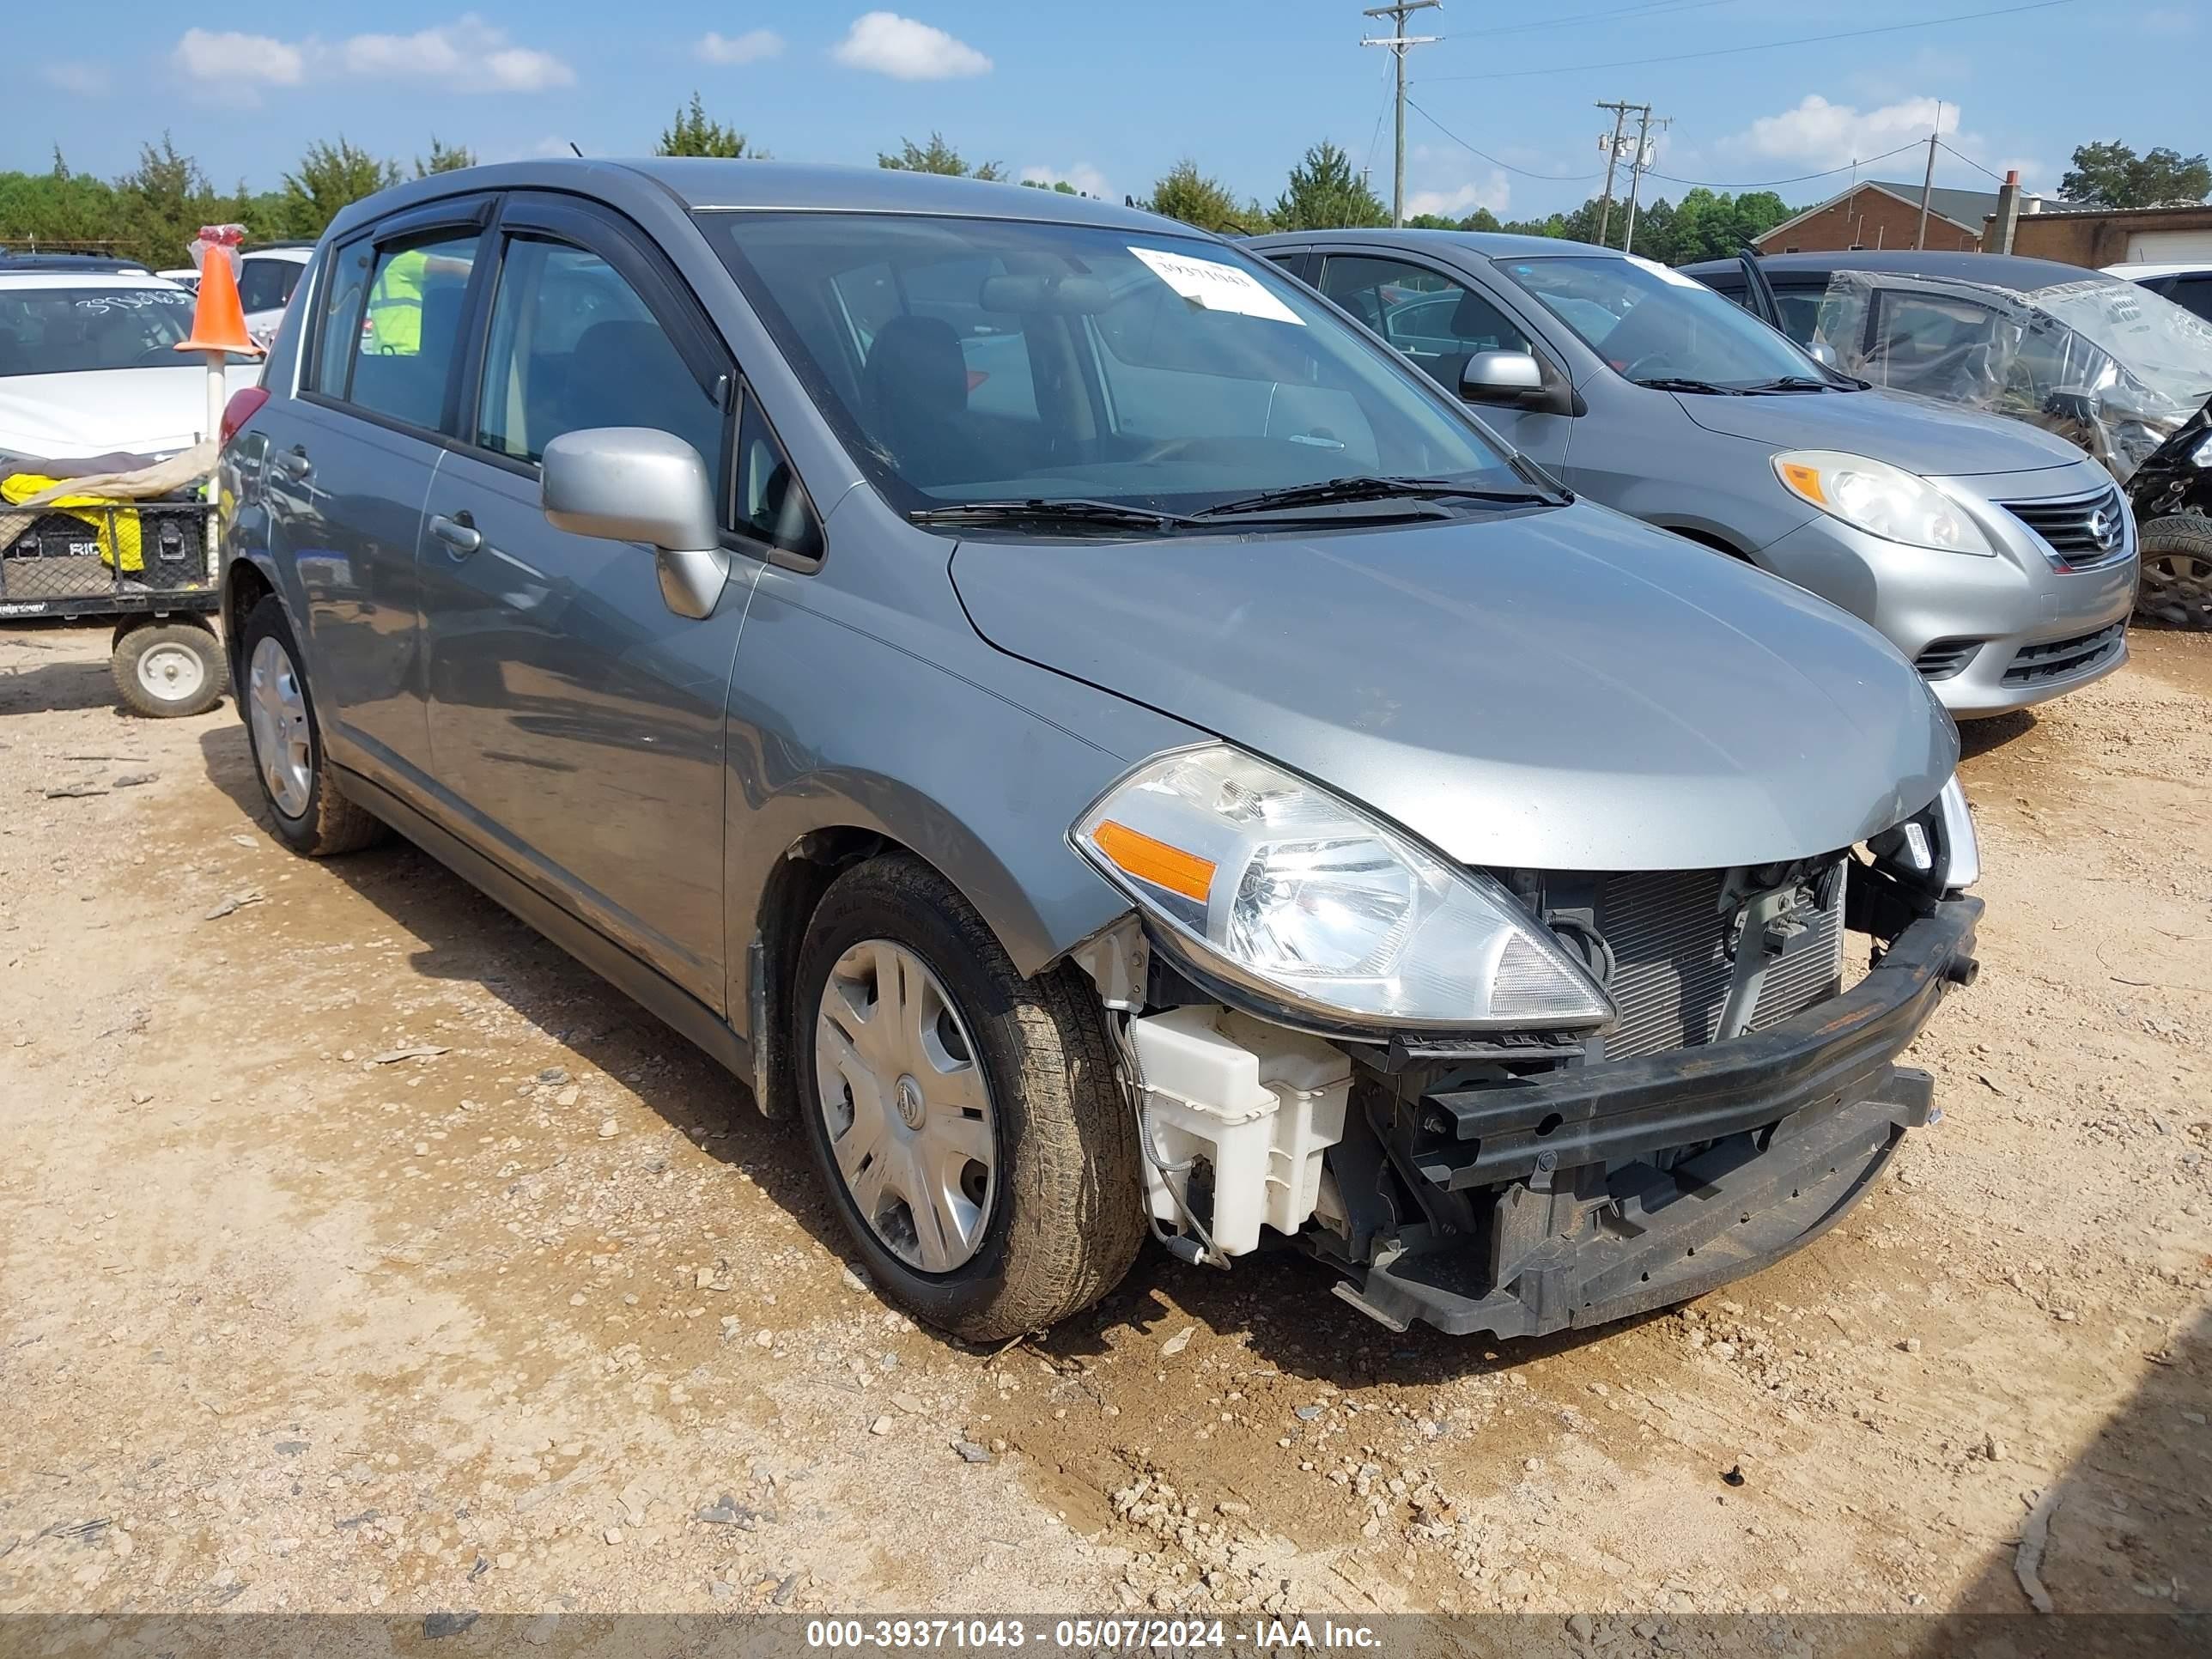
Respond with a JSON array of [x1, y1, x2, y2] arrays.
[[1, 621, 2207, 1624]]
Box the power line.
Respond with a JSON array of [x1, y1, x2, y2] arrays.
[[1406, 100, 1605, 181], [1455, 0, 1741, 40], [1937, 139, 2012, 185], [1421, 0, 2081, 82], [1594, 100, 1643, 243]]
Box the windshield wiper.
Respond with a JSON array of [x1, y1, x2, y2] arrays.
[[1741, 375, 1838, 394], [1632, 376, 1746, 396], [1191, 475, 1555, 520], [907, 498, 1194, 532]]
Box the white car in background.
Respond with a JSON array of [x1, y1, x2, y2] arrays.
[[0, 270, 261, 459], [2106, 261, 2212, 326], [238, 246, 313, 349]]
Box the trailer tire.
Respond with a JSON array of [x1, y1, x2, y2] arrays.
[[112, 620, 224, 719], [2136, 514, 2212, 631]]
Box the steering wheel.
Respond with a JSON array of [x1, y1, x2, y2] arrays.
[[1133, 436, 1218, 465], [1620, 352, 1680, 381]]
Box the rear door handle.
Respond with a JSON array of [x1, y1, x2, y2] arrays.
[[429, 512, 482, 556], [273, 447, 313, 481]]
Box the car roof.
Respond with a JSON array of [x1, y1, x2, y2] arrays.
[[0, 254, 154, 276], [1247, 227, 1619, 261], [1680, 249, 2095, 291], [245, 246, 314, 263], [0, 270, 186, 292], [325, 158, 1188, 245]]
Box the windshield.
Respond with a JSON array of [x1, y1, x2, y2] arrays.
[[2032, 277, 2212, 413], [698, 212, 1521, 516], [0, 286, 194, 376], [1498, 253, 1832, 390]]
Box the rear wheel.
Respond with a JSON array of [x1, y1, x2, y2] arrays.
[[239, 596, 387, 856], [2136, 514, 2212, 630], [112, 621, 223, 719], [792, 854, 1145, 1342]]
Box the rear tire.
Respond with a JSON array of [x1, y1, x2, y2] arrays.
[[239, 595, 387, 856], [2136, 514, 2212, 630], [792, 854, 1145, 1342], [112, 621, 223, 719]]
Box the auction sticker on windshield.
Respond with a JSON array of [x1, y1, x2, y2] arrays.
[[1130, 247, 1304, 325]]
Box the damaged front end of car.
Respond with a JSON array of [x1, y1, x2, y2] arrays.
[[1072, 750, 1982, 1340]]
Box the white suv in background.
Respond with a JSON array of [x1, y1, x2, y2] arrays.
[[2106, 261, 2212, 326], [238, 246, 313, 347]]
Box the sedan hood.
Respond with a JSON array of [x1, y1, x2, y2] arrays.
[[954, 504, 1956, 872], [1673, 385, 2084, 476], [0, 364, 262, 464]]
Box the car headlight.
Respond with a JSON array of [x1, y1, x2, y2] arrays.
[[1773, 450, 1996, 555], [1073, 745, 1613, 1032]]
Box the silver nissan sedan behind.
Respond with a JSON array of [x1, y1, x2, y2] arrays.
[[221, 161, 1982, 1343]]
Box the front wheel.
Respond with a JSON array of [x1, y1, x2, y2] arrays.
[[2136, 514, 2212, 630], [792, 854, 1145, 1342], [239, 596, 387, 856]]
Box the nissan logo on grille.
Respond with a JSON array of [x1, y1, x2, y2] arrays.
[[2087, 507, 2122, 554]]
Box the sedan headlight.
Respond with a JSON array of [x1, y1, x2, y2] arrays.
[[1073, 745, 1613, 1031], [1871, 775, 1979, 894], [1774, 450, 1997, 555]]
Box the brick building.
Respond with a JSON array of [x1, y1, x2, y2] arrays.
[[1995, 201, 2212, 266], [1753, 180, 2039, 255]]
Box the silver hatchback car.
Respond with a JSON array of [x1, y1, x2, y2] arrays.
[[221, 161, 1981, 1343], [1249, 230, 2137, 718]]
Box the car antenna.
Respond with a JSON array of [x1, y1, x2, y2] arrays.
[[568, 142, 584, 158]]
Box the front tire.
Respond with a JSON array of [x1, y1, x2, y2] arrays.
[[2136, 514, 2212, 630], [239, 596, 386, 856], [112, 620, 223, 719], [793, 854, 1145, 1342]]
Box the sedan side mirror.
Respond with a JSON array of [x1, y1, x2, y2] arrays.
[[1807, 340, 1839, 368], [1461, 349, 1576, 416], [542, 427, 728, 620]]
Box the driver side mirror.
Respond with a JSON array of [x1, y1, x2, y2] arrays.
[[541, 427, 729, 621], [1807, 340, 1839, 369], [1461, 349, 1577, 417]]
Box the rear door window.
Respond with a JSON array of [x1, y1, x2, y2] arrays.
[[311, 239, 374, 398], [344, 231, 483, 432]]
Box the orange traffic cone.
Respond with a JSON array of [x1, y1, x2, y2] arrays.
[[175, 245, 264, 359]]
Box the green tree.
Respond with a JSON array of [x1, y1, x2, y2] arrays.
[[1272, 141, 1388, 231], [2059, 140, 2211, 207], [281, 138, 400, 240], [656, 94, 756, 159], [415, 137, 478, 178], [878, 133, 1004, 180], [0, 149, 122, 253], [112, 136, 241, 267], [1147, 159, 1262, 233], [1021, 179, 1079, 195]]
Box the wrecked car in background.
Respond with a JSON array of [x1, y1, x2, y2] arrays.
[[1690, 250, 2212, 629], [222, 159, 1983, 1345]]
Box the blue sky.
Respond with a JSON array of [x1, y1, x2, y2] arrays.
[[10, 2, 2206, 219]]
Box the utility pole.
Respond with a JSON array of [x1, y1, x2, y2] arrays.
[[1362, 2, 1442, 227], [1621, 106, 1668, 256], [1595, 100, 1636, 246], [1915, 102, 1943, 250]]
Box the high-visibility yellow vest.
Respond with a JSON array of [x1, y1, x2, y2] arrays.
[[363, 247, 428, 356]]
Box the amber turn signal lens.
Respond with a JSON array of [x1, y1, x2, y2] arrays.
[[1091, 820, 1216, 902], [1778, 461, 1826, 504]]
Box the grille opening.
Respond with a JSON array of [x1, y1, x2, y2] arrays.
[[2002, 622, 2124, 687], [1913, 638, 1984, 682]]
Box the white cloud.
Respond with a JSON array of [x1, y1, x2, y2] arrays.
[[41, 63, 111, 95], [345, 17, 574, 92], [1723, 94, 1964, 171], [1407, 174, 1510, 220], [171, 28, 307, 87], [700, 28, 785, 65], [832, 12, 992, 80], [165, 16, 569, 97], [1020, 162, 1109, 198]]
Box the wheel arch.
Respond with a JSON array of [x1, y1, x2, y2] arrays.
[[222, 555, 283, 700]]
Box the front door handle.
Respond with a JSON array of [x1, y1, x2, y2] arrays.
[[273, 447, 313, 481], [429, 512, 483, 556]]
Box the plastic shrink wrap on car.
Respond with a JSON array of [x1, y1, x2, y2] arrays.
[[1810, 268, 2212, 484]]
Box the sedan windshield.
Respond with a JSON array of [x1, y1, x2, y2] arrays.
[[698, 212, 1523, 517], [0, 287, 194, 376], [1499, 254, 1836, 392]]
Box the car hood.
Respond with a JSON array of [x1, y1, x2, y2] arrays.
[[0, 364, 263, 464], [1670, 385, 2085, 476], [952, 503, 1957, 872]]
